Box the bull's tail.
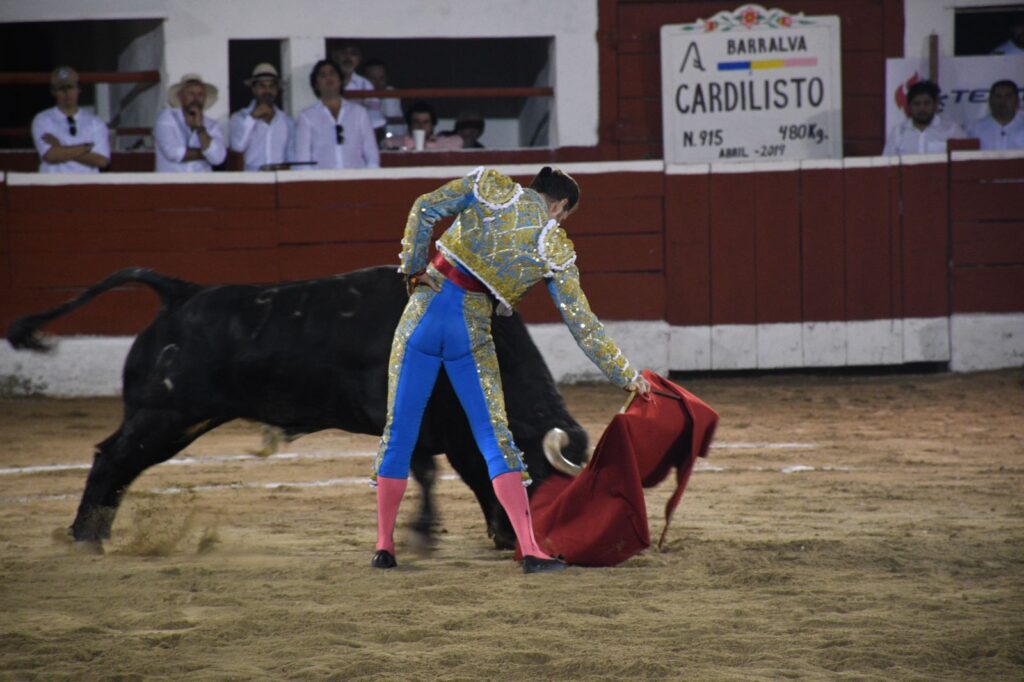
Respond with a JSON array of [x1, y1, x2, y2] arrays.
[[7, 267, 202, 352]]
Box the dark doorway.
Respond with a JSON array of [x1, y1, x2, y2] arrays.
[[955, 6, 1024, 55]]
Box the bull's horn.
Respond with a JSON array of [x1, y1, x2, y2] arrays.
[[543, 428, 585, 477]]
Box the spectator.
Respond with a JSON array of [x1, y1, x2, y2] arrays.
[[991, 18, 1024, 55], [332, 43, 387, 143], [332, 44, 373, 91], [883, 80, 966, 156], [362, 58, 405, 144], [229, 63, 296, 171], [967, 80, 1024, 151], [452, 110, 486, 149], [154, 73, 227, 172], [295, 59, 379, 169], [31, 66, 110, 173], [384, 101, 462, 151]]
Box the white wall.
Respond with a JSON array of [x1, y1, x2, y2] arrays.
[[5, 313, 1021, 396], [112, 22, 163, 150], [0, 0, 599, 147], [904, 0, 1022, 58], [520, 50, 553, 147]]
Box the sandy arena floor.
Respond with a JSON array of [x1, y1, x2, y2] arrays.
[[1, 369, 1022, 680]]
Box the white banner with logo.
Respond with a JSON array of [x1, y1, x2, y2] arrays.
[[884, 56, 1024, 135], [660, 3, 842, 164]]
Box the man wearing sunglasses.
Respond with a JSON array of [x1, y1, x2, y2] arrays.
[[31, 66, 111, 173], [295, 59, 379, 169]]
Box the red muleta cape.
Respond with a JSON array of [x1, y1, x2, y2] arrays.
[[524, 370, 719, 567]]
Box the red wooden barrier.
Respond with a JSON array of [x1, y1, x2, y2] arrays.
[[950, 156, 1024, 314], [709, 170, 758, 325], [900, 159, 949, 318], [663, 171, 711, 327], [754, 168, 802, 324], [1, 154, 1022, 343], [799, 164, 846, 322], [842, 161, 899, 321]]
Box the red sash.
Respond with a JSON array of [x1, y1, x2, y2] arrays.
[[430, 252, 488, 293]]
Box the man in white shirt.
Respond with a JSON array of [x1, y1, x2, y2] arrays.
[[332, 44, 374, 92], [884, 80, 966, 156], [333, 44, 387, 143], [363, 59, 405, 144], [229, 63, 296, 171], [991, 19, 1024, 55], [31, 66, 110, 173], [295, 59, 380, 169], [154, 73, 227, 172], [967, 80, 1024, 151]]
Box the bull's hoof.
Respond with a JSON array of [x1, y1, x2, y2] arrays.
[[72, 539, 104, 555], [522, 555, 567, 574], [371, 550, 397, 569], [407, 527, 436, 553], [72, 506, 117, 542], [490, 531, 516, 551], [59, 525, 103, 554]]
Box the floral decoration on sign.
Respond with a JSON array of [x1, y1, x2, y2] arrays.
[[680, 4, 814, 33]]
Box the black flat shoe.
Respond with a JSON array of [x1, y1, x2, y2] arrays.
[[371, 549, 397, 569], [522, 555, 567, 574]]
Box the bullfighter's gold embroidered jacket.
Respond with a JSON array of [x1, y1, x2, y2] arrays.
[[398, 166, 639, 388]]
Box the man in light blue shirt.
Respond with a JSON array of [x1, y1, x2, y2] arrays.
[[229, 63, 296, 171]]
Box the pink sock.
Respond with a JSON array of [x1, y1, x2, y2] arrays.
[[375, 476, 408, 554], [492, 471, 551, 559]]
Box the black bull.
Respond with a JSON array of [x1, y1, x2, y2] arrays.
[[6, 266, 589, 549]]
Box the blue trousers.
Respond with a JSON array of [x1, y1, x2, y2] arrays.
[[375, 275, 525, 481]]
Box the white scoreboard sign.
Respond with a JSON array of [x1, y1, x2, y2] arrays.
[[660, 4, 843, 164]]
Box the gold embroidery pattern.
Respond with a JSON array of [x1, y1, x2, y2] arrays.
[[473, 167, 522, 210], [547, 265, 638, 388], [398, 167, 639, 391], [461, 291, 528, 478], [373, 287, 435, 479], [399, 174, 475, 275], [437, 189, 552, 307]]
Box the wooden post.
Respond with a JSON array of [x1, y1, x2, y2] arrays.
[[928, 34, 939, 82]]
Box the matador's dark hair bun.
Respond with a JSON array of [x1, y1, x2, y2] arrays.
[[530, 166, 580, 210]]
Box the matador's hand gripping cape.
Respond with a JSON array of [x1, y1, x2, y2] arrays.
[[398, 166, 639, 388]]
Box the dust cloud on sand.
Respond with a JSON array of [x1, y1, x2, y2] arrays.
[[1, 370, 1022, 679]]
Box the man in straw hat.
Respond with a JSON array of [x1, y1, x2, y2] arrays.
[[154, 73, 226, 172], [229, 63, 296, 171], [31, 66, 110, 173]]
